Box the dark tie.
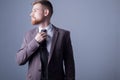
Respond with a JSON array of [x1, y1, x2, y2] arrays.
[[40, 29, 48, 80]]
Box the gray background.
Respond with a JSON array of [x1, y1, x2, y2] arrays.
[[0, 0, 120, 80]]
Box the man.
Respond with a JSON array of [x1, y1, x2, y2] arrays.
[[16, 0, 75, 80]]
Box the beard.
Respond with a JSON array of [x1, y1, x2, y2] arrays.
[[31, 17, 44, 25]]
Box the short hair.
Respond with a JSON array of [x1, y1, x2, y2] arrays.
[[32, 0, 53, 17]]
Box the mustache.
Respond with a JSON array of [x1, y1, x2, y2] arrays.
[[31, 16, 36, 19]]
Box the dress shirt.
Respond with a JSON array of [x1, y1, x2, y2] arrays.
[[38, 24, 53, 54]]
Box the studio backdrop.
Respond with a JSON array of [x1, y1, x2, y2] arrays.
[[0, 0, 120, 80]]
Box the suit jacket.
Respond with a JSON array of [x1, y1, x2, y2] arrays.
[[16, 25, 75, 80]]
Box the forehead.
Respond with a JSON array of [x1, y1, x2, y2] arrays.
[[32, 3, 43, 10]]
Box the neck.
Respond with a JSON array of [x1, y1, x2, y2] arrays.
[[39, 20, 50, 28]]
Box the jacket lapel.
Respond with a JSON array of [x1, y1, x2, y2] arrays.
[[48, 26, 59, 64]]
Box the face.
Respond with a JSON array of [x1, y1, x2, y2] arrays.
[[30, 3, 45, 25]]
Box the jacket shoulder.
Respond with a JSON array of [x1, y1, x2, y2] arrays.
[[25, 27, 37, 36], [53, 25, 70, 34]]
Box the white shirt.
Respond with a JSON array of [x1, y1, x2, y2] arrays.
[[38, 24, 54, 54]]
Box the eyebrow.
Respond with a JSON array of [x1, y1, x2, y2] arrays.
[[32, 8, 40, 11]]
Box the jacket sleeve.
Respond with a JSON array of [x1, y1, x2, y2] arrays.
[[63, 31, 75, 80], [16, 33, 39, 65]]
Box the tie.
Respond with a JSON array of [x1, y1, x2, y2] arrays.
[[40, 29, 48, 80]]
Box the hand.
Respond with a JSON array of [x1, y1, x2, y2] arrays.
[[35, 32, 47, 43]]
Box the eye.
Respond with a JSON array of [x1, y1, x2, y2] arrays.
[[36, 8, 39, 11]]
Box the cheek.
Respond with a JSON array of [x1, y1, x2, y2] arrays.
[[35, 13, 43, 19]]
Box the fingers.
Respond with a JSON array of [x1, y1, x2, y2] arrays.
[[39, 32, 47, 39], [41, 32, 47, 36], [35, 32, 47, 43]]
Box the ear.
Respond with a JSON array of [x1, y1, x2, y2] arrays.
[[44, 8, 49, 17]]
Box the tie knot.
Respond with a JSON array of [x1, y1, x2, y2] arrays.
[[41, 29, 47, 33]]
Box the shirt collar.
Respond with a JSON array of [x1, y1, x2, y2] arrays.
[[38, 23, 53, 32]]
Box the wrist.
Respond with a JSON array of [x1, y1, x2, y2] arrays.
[[35, 37, 40, 43]]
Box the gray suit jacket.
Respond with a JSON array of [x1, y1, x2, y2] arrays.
[[16, 25, 75, 80]]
